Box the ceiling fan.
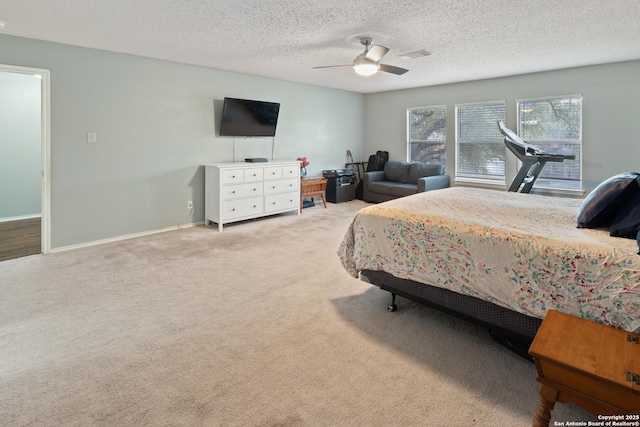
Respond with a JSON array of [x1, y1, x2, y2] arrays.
[[313, 37, 409, 76]]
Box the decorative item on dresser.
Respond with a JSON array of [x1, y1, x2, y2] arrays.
[[296, 156, 310, 178], [204, 161, 300, 231]]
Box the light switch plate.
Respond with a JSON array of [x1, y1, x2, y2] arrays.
[[87, 132, 97, 143]]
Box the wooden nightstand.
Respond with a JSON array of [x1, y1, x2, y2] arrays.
[[300, 177, 327, 212], [529, 310, 640, 427]]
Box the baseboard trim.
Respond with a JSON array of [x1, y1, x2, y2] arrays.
[[50, 221, 205, 254], [0, 214, 42, 223]]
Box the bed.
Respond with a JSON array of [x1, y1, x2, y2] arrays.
[[337, 187, 640, 358]]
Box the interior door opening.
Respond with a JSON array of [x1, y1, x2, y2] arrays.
[[0, 65, 50, 260]]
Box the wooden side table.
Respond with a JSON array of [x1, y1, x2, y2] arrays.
[[529, 310, 640, 427], [300, 177, 327, 212]]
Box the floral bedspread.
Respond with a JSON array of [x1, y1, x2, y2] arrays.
[[338, 187, 640, 332]]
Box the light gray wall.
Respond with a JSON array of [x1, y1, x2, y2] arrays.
[[0, 35, 364, 249], [0, 71, 41, 219], [364, 60, 640, 194]]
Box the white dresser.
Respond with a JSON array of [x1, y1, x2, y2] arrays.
[[204, 161, 300, 231]]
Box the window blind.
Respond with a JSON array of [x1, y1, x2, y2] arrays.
[[455, 102, 505, 179]]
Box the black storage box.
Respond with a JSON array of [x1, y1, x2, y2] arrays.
[[323, 169, 356, 203]]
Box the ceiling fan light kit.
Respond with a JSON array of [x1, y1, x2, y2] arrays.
[[313, 37, 410, 78], [353, 55, 379, 76]]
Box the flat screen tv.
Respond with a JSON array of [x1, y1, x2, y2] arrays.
[[219, 97, 280, 137]]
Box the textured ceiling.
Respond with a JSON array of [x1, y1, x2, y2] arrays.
[[1, 0, 640, 93]]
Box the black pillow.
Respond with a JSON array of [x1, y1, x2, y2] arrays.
[[610, 188, 640, 238], [576, 172, 639, 228]]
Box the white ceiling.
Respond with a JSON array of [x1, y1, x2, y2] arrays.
[[1, 0, 640, 94]]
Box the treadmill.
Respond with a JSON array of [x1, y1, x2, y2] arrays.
[[497, 120, 575, 193]]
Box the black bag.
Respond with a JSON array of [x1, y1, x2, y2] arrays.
[[356, 151, 389, 200], [366, 150, 389, 172]]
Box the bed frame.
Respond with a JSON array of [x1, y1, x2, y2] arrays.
[[360, 270, 543, 360]]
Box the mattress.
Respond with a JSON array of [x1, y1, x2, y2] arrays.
[[338, 187, 640, 332]]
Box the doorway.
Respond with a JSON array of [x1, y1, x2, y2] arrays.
[[0, 65, 51, 260]]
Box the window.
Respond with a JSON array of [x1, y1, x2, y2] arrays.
[[455, 101, 506, 181], [517, 96, 582, 190], [407, 106, 446, 166]]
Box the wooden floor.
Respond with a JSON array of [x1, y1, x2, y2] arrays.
[[0, 217, 41, 261]]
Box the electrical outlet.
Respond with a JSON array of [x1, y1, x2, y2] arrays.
[[187, 201, 193, 209]]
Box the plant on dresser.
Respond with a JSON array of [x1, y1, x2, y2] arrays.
[[204, 161, 301, 231]]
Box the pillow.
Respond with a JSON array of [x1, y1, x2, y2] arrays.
[[576, 172, 639, 228], [408, 162, 444, 184], [610, 187, 640, 238], [383, 161, 411, 183]]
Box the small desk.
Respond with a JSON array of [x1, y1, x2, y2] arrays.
[[300, 177, 327, 212], [529, 310, 640, 427]]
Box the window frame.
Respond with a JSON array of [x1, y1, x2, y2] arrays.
[[406, 105, 447, 167], [516, 95, 583, 191]]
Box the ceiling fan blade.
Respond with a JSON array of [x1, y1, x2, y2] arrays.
[[379, 64, 409, 75], [312, 64, 352, 69], [365, 44, 389, 62]]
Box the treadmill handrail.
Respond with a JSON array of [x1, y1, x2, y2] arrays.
[[497, 120, 546, 156]]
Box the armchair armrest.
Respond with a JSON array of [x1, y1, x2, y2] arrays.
[[417, 175, 450, 192], [363, 171, 386, 202], [364, 171, 385, 183]]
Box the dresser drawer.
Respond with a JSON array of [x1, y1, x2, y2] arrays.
[[264, 178, 299, 195], [264, 193, 298, 213], [264, 166, 283, 180], [222, 182, 263, 200], [222, 197, 263, 220], [244, 168, 263, 182], [221, 169, 245, 184], [282, 165, 299, 179]]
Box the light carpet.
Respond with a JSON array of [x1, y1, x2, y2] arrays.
[[0, 200, 593, 426]]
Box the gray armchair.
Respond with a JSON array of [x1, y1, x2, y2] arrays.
[[363, 160, 450, 203]]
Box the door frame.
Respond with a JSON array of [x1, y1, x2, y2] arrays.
[[0, 64, 51, 254]]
